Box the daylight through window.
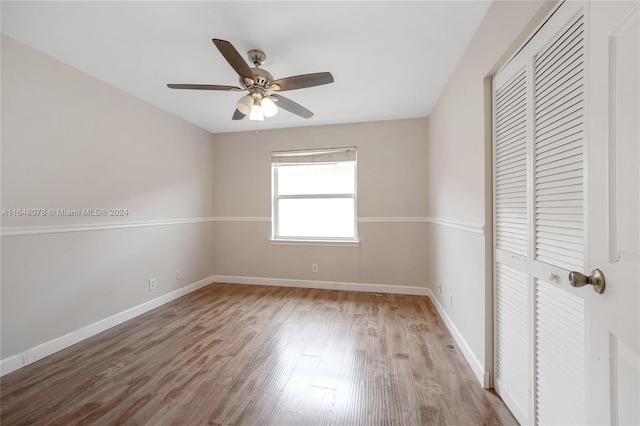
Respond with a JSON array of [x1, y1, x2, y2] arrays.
[[272, 147, 357, 241]]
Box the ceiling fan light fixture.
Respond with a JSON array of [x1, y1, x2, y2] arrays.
[[261, 96, 278, 118], [236, 94, 253, 115], [248, 99, 264, 121], [168, 39, 334, 121]]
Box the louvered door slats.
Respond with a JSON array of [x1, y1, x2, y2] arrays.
[[537, 138, 582, 159], [497, 126, 527, 145], [498, 234, 528, 245], [497, 90, 526, 114], [537, 215, 583, 225], [536, 184, 583, 197], [536, 197, 583, 207], [497, 117, 527, 138], [536, 33, 584, 83], [535, 125, 582, 150], [496, 206, 526, 218], [497, 98, 527, 123], [537, 194, 582, 204], [496, 112, 525, 131], [536, 177, 583, 191], [537, 237, 583, 254], [498, 227, 527, 237], [537, 149, 582, 165], [535, 110, 583, 140], [537, 244, 583, 260], [536, 70, 583, 105], [536, 99, 583, 130], [537, 90, 583, 123], [537, 109, 584, 135], [536, 86, 582, 118], [498, 136, 528, 153], [535, 17, 583, 68], [536, 169, 582, 185], [495, 264, 529, 417], [536, 215, 583, 226], [497, 164, 526, 179], [537, 36, 583, 80], [496, 130, 527, 148], [498, 240, 528, 253], [495, 69, 528, 258], [497, 144, 527, 162], [537, 163, 582, 180], [497, 90, 526, 111], [538, 243, 584, 261], [497, 183, 527, 194], [498, 223, 527, 233], [538, 230, 582, 244], [537, 165, 583, 182], [535, 280, 586, 426], [537, 222, 583, 234], [536, 59, 584, 99], [497, 73, 526, 104], [536, 40, 584, 90], [498, 223, 527, 232]]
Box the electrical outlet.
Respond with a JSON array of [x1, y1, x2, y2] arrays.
[[312, 263, 318, 273], [449, 293, 453, 308], [176, 270, 182, 281], [20, 351, 28, 365], [149, 278, 157, 291], [437, 282, 442, 294]]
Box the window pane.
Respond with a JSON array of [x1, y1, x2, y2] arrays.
[[277, 198, 355, 238], [276, 163, 355, 195]]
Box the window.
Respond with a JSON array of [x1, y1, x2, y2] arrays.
[[271, 147, 357, 242]]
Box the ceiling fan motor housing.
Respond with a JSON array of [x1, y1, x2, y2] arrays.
[[241, 66, 274, 89]]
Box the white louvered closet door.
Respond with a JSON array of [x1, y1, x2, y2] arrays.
[[529, 4, 588, 425], [493, 50, 531, 426], [493, 2, 588, 425]]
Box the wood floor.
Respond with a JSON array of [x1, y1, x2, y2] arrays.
[[1, 283, 516, 425]]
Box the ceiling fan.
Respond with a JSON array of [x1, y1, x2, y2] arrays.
[[167, 39, 334, 121]]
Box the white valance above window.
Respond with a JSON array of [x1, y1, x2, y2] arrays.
[[271, 147, 356, 164]]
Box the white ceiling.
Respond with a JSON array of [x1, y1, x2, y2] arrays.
[[1, 1, 491, 134]]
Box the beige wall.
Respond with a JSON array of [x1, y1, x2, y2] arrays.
[[425, 1, 557, 373], [211, 119, 429, 287], [1, 36, 216, 358]]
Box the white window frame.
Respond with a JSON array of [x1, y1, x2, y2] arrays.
[[271, 147, 358, 245]]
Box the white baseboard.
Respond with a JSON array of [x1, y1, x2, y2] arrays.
[[425, 288, 488, 388], [212, 275, 429, 296], [0, 275, 215, 377]]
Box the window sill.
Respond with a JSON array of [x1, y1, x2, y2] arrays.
[[269, 238, 360, 247]]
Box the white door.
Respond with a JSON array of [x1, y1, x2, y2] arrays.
[[493, 48, 531, 425], [494, 2, 640, 424], [586, 2, 640, 425], [494, 2, 592, 424], [528, 4, 590, 424]]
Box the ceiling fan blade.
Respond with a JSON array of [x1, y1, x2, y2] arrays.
[[212, 39, 255, 82], [269, 72, 334, 91], [167, 84, 242, 91], [271, 95, 313, 119], [232, 109, 246, 120]]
